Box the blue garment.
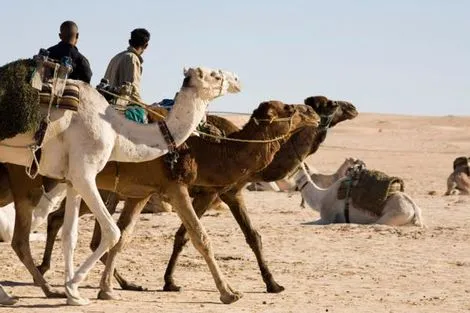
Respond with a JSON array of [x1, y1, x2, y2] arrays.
[[159, 99, 175, 111]]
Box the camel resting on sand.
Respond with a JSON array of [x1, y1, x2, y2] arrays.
[[445, 157, 470, 195], [294, 163, 425, 226]]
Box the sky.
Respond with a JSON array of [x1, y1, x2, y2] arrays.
[[1, 0, 468, 116]]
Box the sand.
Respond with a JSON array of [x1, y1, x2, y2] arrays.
[[0, 112, 469, 312]]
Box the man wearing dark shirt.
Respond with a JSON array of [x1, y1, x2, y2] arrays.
[[47, 21, 92, 83]]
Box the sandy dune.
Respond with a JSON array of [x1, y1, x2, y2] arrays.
[[1, 112, 469, 312]]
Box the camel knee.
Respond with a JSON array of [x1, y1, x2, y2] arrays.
[[101, 225, 121, 249], [245, 229, 262, 250], [62, 231, 78, 250], [11, 238, 26, 260], [192, 232, 213, 256]]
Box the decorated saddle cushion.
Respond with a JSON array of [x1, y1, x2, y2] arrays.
[[40, 82, 80, 112], [337, 169, 404, 216]]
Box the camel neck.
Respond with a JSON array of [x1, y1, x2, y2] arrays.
[[228, 121, 286, 171], [296, 170, 328, 210], [110, 86, 207, 163], [165, 87, 207, 146]]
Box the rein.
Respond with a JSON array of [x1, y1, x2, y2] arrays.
[[342, 162, 365, 223], [318, 106, 338, 131], [196, 114, 295, 143], [298, 178, 309, 192]]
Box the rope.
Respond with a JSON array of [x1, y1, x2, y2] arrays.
[[98, 89, 167, 119], [196, 115, 294, 143], [195, 129, 288, 143], [98, 70, 226, 121]]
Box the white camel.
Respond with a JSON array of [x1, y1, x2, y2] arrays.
[[0, 65, 241, 305], [0, 185, 65, 242], [294, 163, 425, 226]]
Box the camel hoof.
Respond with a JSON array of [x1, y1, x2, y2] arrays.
[[97, 290, 120, 301], [65, 281, 90, 306], [66, 295, 90, 306], [45, 289, 67, 299], [0, 296, 19, 306], [121, 282, 147, 291], [267, 282, 285, 293], [163, 282, 182, 292], [220, 290, 243, 304]]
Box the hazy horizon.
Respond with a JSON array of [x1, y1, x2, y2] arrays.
[[1, 0, 468, 116]]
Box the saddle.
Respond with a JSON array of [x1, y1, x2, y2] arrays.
[[39, 82, 80, 111], [32, 49, 80, 112], [338, 167, 404, 216]]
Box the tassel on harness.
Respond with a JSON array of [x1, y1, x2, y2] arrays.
[[157, 120, 179, 174]]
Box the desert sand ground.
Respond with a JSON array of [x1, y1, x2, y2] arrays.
[[1, 113, 469, 313]]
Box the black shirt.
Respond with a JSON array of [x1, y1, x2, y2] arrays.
[[47, 41, 92, 83]]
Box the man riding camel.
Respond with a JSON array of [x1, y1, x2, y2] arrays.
[[104, 28, 150, 103], [47, 21, 92, 83]]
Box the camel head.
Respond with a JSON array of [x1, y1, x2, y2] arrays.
[[249, 101, 319, 138], [182, 67, 241, 101], [340, 157, 366, 176], [304, 96, 358, 128]]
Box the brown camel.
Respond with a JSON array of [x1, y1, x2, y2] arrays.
[[38, 96, 357, 296], [2, 100, 319, 302], [159, 96, 358, 293]]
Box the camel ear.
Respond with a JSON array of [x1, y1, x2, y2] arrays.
[[253, 101, 277, 121], [196, 67, 204, 79], [183, 67, 189, 76]]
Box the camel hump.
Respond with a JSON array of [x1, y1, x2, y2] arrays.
[[337, 169, 405, 216]]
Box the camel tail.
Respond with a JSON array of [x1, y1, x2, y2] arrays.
[[404, 194, 426, 228]]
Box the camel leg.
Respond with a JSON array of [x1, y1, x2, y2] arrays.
[[62, 186, 81, 286], [38, 190, 117, 276], [0, 284, 18, 306], [6, 164, 66, 299], [220, 189, 284, 293], [86, 194, 147, 292], [163, 191, 217, 292], [165, 184, 242, 304], [37, 201, 66, 275], [375, 212, 410, 226], [97, 196, 150, 300], [63, 176, 120, 306]]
